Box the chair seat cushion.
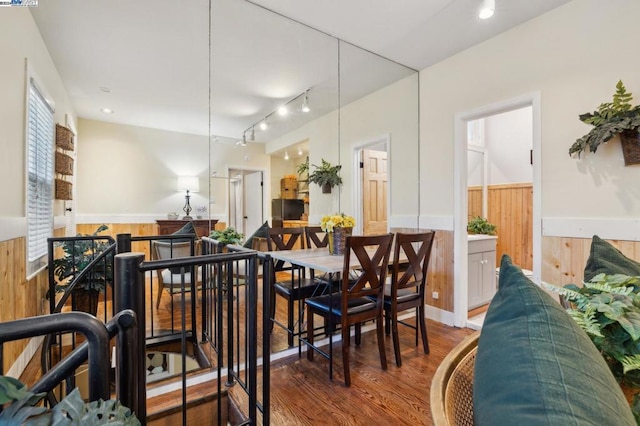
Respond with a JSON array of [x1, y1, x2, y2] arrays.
[[161, 268, 202, 289], [473, 255, 634, 426], [382, 284, 420, 303], [274, 279, 326, 299], [306, 293, 376, 316]]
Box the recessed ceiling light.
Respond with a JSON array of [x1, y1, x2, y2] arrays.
[[100, 107, 114, 114], [479, 0, 495, 19]]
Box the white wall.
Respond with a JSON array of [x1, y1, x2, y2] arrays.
[[0, 9, 76, 241], [485, 106, 532, 185], [420, 0, 640, 235], [266, 74, 419, 226], [76, 119, 271, 224]]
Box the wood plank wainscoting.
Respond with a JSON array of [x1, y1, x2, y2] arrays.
[[469, 182, 533, 271], [542, 236, 640, 286], [0, 227, 65, 373]]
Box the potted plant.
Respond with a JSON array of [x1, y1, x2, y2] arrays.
[[569, 80, 640, 165], [52, 224, 113, 315], [296, 156, 309, 176], [210, 227, 244, 245], [0, 375, 140, 424], [308, 158, 342, 193], [467, 216, 496, 235], [544, 274, 640, 410]]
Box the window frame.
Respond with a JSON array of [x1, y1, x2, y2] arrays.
[[25, 63, 55, 279]]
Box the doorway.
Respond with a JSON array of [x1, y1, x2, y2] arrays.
[[228, 168, 264, 237], [453, 93, 541, 328], [353, 136, 389, 236]]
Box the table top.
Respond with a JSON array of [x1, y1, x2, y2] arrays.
[[266, 247, 405, 274], [266, 248, 347, 273]]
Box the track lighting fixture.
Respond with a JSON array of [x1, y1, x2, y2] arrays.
[[250, 126, 255, 141], [284, 151, 289, 160], [260, 118, 268, 131], [478, 0, 495, 19], [302, 92, 310, 113], [278, 105, 288, 116], [297, 146, 303, 156]]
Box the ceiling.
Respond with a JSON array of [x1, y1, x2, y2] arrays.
[[30, 0, 570, 142]]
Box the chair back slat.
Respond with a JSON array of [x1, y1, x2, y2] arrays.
[[392, 231, 435, 292], [266, 227, 304, 272], [343, 234, 393, 301], [304, 226, 329, 249]]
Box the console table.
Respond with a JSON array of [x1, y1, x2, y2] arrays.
[[156, 219, 218, 238]]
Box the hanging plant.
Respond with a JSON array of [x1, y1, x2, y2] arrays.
[[308, 159, 342, 193], [569, 80, 640, 165]]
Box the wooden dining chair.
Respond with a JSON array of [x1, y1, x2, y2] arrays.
[[305, 233, 393, 386], [384, 230, 435, 366], [304, 226, 329, 249], [267, 227, 328, 347]]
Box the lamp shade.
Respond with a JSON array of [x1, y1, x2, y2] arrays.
[[177, 176, 199, 192]]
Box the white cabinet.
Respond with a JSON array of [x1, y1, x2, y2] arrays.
[[468, 235, 497, 310]]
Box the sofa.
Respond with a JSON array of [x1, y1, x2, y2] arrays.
[[431, 235, 640, 426]]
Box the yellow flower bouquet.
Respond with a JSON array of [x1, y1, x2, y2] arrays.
[[320, 213, 355, 233]]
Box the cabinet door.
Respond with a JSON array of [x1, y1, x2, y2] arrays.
[[481, 251, 497, 304], [468, 252, 484, 309]]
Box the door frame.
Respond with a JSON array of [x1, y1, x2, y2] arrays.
[[453, 92, 541, 327], [225, 165, 267, 235], [352, 134, 390, 236]]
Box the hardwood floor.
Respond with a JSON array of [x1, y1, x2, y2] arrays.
[[20, 271, 473, 425], [231, 320, 473, 425]]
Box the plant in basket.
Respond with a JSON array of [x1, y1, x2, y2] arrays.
[[569, 80, 640, 165], [320, 213, 355, 255]]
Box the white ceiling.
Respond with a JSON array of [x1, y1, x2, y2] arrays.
[[30, 0, 570, 142]]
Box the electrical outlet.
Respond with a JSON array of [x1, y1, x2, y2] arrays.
[[432, 291, 439, 300]]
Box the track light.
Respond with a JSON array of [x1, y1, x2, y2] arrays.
[[478, 0, 495, 19], [236, 134, 247, 147], [284, 151, 289, 160], [278, 105, 288, 116], [250, 126, 255, 141], [297, 146, 303, 156], [302, 92, 310, 113], [260, 118, 268, 131]]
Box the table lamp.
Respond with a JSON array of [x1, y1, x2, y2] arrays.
[[177, 176, 199, 219]]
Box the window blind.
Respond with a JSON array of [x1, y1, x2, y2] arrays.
[[26, 80, 54, 274]]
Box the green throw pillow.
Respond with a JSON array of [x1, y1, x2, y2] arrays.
[[584, 235, 640, 282], [473, 255, 634, 426], [243, 221, 269, 249]]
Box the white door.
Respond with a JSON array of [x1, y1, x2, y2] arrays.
[[243, 171, 263, 236]]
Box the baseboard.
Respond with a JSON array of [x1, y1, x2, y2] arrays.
[[425, 305, 455, 326], [7, 336, 43, 379]]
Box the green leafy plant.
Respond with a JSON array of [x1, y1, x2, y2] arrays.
[[467, 216, 496, 235], [210, 227, 244, 245], [569, 80, 640, 157], [308, 159, 342, 190], [296, 156, 309, 176], [52, 224, 113, 295], [544, 274, 640, 386], [0, 375, 140, 425]]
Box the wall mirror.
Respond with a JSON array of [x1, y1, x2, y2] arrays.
[[208, 2, 420, 353]]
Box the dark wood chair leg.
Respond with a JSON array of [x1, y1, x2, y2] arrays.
[[355, 323, 362, 345], [269, 284, 276, 333], [342, 324, 351, 387], [385, 309, 391, 335], [419, 304, 429, 354], [307, 307, 314, 361], [392, 313, 402, 367], [287, 297, 294, 347], [376, 316, 388, 371]]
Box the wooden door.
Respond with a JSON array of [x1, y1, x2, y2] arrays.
[[362, 149, 388, 235]]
